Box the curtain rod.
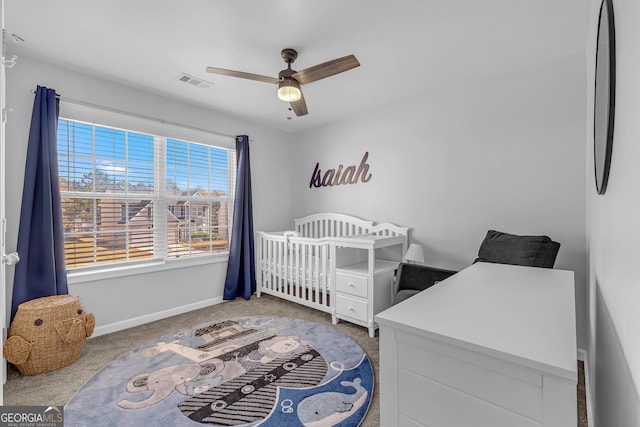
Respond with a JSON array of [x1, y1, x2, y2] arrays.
[[31, 88, 237, 140]]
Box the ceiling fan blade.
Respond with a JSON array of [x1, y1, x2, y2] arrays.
[[205, 67, 280, 84], [292, 55, 360, 85], [291, 91, 308, 117]]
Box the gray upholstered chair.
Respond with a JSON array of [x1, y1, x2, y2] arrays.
[[393, 263, 457, 304], [393, 230, 560, 304]]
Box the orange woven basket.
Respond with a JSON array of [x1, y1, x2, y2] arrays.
[[3, 295, 95, 376]]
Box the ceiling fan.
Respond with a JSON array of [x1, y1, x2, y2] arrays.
[[206, 48, 360, 117]]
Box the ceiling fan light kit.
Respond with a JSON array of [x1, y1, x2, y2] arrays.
[[206, 48, 360, 117], [278, 77, 302, 102]]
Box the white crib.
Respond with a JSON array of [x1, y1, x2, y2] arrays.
[[256, 213, 408, 323]]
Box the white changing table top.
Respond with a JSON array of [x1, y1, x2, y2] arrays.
[[332, 233, 406, 245], [375, 262, 577, 381]]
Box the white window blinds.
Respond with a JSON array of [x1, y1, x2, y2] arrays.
[[57, 118, 235, 270]]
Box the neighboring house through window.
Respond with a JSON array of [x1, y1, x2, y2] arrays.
[[57, 116, 235, 271]]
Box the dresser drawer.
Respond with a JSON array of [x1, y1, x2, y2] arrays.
[[336, 271, 368, 298], [397, 337, 543, 423], [336, 294, 368, 322]]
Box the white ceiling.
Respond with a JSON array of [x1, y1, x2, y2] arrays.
[[4, 0, 590, 133]]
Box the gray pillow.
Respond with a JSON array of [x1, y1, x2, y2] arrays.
[[474, 230, 559, 268]]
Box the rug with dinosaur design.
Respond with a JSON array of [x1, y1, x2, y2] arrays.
[[65, 316, 373, 426]]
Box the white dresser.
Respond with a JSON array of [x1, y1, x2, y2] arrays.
[[375, 262, 577, 427], [331, 234, 407, 337]]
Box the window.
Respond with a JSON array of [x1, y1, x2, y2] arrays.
[[57, 118, 235, 270]]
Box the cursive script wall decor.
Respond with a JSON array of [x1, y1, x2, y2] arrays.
[[309, 152, 372, 188]]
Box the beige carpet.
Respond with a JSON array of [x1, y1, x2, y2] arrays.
[[4, 293, 587, 426]]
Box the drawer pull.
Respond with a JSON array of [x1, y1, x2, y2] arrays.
[[348, 283, 355, 288], [348, 306, 355, 311]]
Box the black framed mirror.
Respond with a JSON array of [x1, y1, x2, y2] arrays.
[[594, 0, 616, 195]]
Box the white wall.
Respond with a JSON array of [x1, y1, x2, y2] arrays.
[[291, 52, 589, 348], [4, 55, 294, 334], [587, 0, 640, 423], [1, 0, 7, 404]]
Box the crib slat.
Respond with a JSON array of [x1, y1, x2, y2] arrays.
[[309, 244, 313, 299], [267, 239, 272, 291], [279, 238, 284, 293], [302, 243, 307, 298], [293, 241, 298, 296], [320, 242, 325, 305], [296, 240, 302, 297], [264, 236, 269, 291], [264, 238, 269, 291], [256, 235, 262, 297], [314, 243, 319, 303], [282, 239, 287, 295], [275, 239, 280, 292], [284, 237, 289, 297], [273, 238, 277, 292]]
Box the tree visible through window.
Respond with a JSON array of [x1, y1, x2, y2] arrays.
[[58, 118, 235, 270]]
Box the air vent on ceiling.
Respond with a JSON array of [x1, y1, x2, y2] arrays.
[[176, 73, 213, 89]]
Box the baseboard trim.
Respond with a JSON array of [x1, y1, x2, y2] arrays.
[[578, 348, 594, 426], [91, 297, 224, 338]]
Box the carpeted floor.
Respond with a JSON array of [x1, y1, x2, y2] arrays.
[[4, 293, 588, 426]]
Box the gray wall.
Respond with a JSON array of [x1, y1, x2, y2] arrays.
[[4, 55, 294, 334], [586, 0, 640, 424], [291, 52, 589, 348]]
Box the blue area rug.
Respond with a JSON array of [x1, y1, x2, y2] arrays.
[[65, 316, 373, 426]]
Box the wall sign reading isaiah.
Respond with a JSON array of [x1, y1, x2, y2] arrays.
[[309, 152, 372, 188]]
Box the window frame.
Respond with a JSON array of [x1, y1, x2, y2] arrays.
[[58, 102, 236, 284]]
